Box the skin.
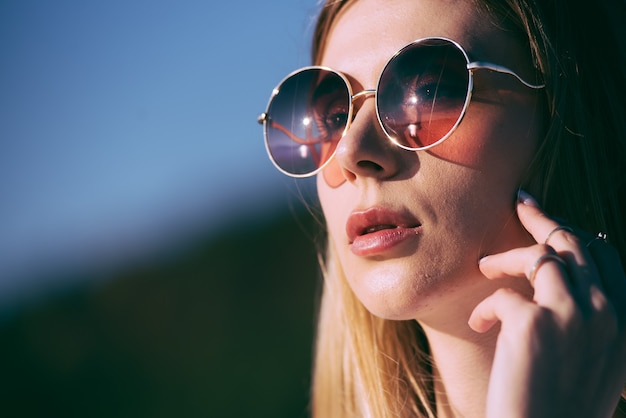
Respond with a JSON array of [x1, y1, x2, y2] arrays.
[[318, 0, 542, 323], [472, 194, 626, 417], [318, 1, 541, 323], [316, 0, 626, 416]]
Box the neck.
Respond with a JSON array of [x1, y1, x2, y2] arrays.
[[420, 319, 498, 418], [416, 275, 528, 418]]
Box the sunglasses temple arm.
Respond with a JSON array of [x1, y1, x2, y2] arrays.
[[468, 62, 545, 89]]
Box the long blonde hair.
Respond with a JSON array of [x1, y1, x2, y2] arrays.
[[309, 0, 626, 416]]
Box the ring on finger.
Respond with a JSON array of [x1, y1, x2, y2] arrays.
[[586, 231, 608, 248], [544, 225, 574, 246], [528, 253, 567, 285]]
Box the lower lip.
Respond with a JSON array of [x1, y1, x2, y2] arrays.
[[350, 227, 421, 257]]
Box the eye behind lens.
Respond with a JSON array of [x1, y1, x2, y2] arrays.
[[377, 38, 470, 150], [265, 68, 350, 176]]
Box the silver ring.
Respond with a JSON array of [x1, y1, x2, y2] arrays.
[[586, 232, 608, 248], [544, 225, 574, 245], [528, 254, 566, 285]]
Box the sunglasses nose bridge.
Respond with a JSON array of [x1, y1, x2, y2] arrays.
[[351, 89, 376, 103], [348, 89, 377, 125]]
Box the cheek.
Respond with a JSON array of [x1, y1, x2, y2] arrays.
[[427, 96, 543, 169]]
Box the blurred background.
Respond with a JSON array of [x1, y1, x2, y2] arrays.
[[0, 1, 324, 416]]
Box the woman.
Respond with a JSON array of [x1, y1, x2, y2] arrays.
[[259, 0, 626, 416]]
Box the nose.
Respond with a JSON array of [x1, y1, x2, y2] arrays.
[[333, 98, 406, 184]]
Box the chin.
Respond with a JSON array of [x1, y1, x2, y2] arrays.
[[345, 257, 479, 321]]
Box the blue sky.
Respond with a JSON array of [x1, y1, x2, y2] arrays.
[[0, 0, 321, 305]]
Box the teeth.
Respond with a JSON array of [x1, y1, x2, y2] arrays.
[[364, 224, 396, 234]]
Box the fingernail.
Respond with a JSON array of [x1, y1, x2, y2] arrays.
[[478, 255, 490, 264], [517, 189, 539, 207]]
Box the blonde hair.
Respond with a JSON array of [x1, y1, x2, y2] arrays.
[[313, 241, 436, 417], [309, 0, 626, 416]]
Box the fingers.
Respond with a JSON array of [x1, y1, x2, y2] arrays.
[[478, 245, 573, 307], [516, 191, 620, 316], [516, 191, 602, 294], [472, 190, 626, 417], [474, 189, 625, 323], [469, 287, 534, 333], [515, 190, 564, 245]]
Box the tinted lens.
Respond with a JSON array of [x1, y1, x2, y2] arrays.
[[265, 68, 350, 176], [377, 39, 470, 149]]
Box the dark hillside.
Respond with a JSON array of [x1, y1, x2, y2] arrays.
[[0, 207, 321, 418]]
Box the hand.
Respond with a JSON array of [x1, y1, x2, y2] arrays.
[[468, 190, 626, 418]]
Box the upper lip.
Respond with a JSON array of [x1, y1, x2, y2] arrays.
[[346, 206, 421, 243]]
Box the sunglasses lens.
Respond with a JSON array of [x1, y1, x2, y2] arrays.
[[377, 39, 470, 149], [265, 68, 350, 176]]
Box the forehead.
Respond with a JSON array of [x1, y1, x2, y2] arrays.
[[320, 0, 524, 85]]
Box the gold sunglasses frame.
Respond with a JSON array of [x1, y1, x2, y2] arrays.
[[258, 36, 545, 178]]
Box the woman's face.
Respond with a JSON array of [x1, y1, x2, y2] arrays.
[[317, 0, 544, 320]]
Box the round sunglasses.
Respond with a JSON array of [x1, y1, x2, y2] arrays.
[[258, 37, 544, 178]]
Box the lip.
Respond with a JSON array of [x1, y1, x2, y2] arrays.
[[346, 206, 422, 257]]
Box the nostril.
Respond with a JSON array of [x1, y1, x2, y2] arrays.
[[356, 160, 384, 172]]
